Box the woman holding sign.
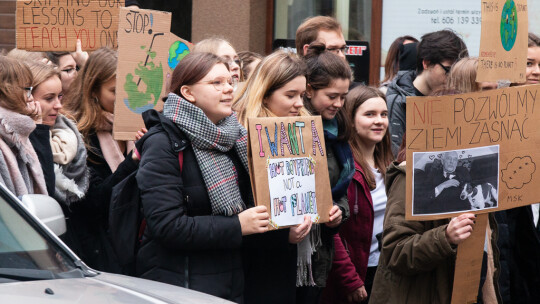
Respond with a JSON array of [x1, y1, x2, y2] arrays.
[[63, 48, 139, 273], [233, 50, 314, 304], [297, 43, 354, 303], [135, 52, 269, 303]]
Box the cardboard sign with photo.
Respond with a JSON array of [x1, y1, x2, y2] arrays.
[[247, 116, 333, 229], [405, 84, 540, 220]]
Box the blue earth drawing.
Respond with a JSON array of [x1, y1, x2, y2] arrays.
[[500, 0, 518, 51], [168, 41, 190, 69]]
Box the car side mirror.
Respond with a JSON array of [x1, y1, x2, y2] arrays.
[[20, 194, 67, 236]]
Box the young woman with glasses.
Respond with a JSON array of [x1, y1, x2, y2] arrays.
[[0, 56, 48, 196], [193, 38, 243, 89], [134, 52, 269, 303]]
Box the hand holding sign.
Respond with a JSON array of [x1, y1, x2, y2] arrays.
[[239, 206, 270, 236], [288, 215, 312, 244], [445, 213, 476, 246], [325, 205, 342, 228]]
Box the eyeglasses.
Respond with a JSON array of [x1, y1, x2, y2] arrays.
[[61, 66, 80, 75], [23, 86, 33, 99], [327, 46, 349, 55], [437, 62, 451, 75], [222, 57, 241, 67], [197, 77, 235, 91]]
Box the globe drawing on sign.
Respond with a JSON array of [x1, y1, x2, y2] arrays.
[[500, 0, 518, 51], [124, 46, 164, 114], [168, 41, 190, 69]]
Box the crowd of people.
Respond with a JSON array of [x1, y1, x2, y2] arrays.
[[1, 10, 540, 304]]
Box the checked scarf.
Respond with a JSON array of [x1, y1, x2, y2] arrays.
[[163, 93, 248, 216]]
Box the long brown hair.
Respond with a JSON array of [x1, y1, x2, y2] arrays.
[[63, 48, 117, 143], [0, 56, 34, 116], [345, 86, 393, 189]]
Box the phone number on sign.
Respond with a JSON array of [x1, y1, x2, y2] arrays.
[[432, 16, 481, 24]]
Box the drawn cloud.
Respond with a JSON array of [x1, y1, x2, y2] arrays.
[[501, 156, 536, 189]]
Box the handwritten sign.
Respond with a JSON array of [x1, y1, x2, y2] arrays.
[[113, 7, 191, 140], [406, 85, 540, 220], [16, 0, 124, 51], [247, 116, 332, 228], [476, 0, 528, 82]]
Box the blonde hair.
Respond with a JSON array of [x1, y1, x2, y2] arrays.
[[0, 55, 34, 116], [63, 48, 117, 143], [233, 51, 309, 127], [446, 57, 479, 93], [6, 48, 46, 62], [26, 61, 61, 92], [192, 37, 231, 54]]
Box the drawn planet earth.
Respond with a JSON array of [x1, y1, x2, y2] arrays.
[[168, 41, 190, 69], [500, 0, 517, 51], [124, 48, 164, 114]]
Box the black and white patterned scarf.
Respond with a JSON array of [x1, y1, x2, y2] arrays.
[[163, 93, 248, 216]]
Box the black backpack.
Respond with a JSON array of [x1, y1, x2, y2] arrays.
[[109, 151, 184, 275]]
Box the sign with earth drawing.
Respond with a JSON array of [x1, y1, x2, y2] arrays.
[[477, 0, 528, 83], [113, 7, 191, 140]]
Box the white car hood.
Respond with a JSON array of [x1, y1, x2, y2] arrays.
[[0, 272, 233, 303]]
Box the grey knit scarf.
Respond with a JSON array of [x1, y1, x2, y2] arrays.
[[163, 93, 248, 216], [52, 114, 89, 207]]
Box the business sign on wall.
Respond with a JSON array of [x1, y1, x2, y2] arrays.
[[381, 0, 540, 79]]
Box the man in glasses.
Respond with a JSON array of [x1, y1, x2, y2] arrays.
[[386, 30, 468, 156], [295, 16, 348, 61]]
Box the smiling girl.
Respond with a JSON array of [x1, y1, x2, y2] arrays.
[[322, 86, 393, 304]]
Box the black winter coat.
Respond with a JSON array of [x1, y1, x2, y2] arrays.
[[386, 70, 418, 156], [135, 110, 248, 303], [64, 131, 138, 273], [29, 124, 55, 196]]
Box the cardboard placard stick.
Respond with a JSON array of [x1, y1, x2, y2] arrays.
[[451, 214, 489, 304]]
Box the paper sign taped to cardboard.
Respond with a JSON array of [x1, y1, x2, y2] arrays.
[[16, 0, 125, 51], [405, 85, 540, 220], [113, 7, 191, 140], [247, 116, 332, 229], [476, 0, 528, 82]]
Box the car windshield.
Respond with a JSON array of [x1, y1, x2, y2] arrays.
[[0, 191, 76, 280]]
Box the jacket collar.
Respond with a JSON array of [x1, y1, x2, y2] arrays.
[[138, 109, 190, 153]]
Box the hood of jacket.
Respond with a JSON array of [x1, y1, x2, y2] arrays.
[[387, 70, 418, 98], [385, 161, 406, 194]]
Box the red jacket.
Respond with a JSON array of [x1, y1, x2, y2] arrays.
[[322, 161, 374, 303]]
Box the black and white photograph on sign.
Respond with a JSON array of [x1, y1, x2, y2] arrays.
[[412, 145, 499, 215]]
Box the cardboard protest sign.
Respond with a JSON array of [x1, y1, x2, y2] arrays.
[[405, 85, 540, 220], [113, 7, 191, 140], [247, 116, 332, 229], [16, 0, 124, 51], [476, 0, 528, 82]]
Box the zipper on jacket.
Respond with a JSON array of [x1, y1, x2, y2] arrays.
[[185, 256, 189, 289]]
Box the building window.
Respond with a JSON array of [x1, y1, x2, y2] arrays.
[[274, 0, 372, 42]]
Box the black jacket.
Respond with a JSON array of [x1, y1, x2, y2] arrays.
[[135, 110, 247, 303], [29, 124, 55, 196], [63, 131, 138, 273], [386, 70, 418, 156]]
